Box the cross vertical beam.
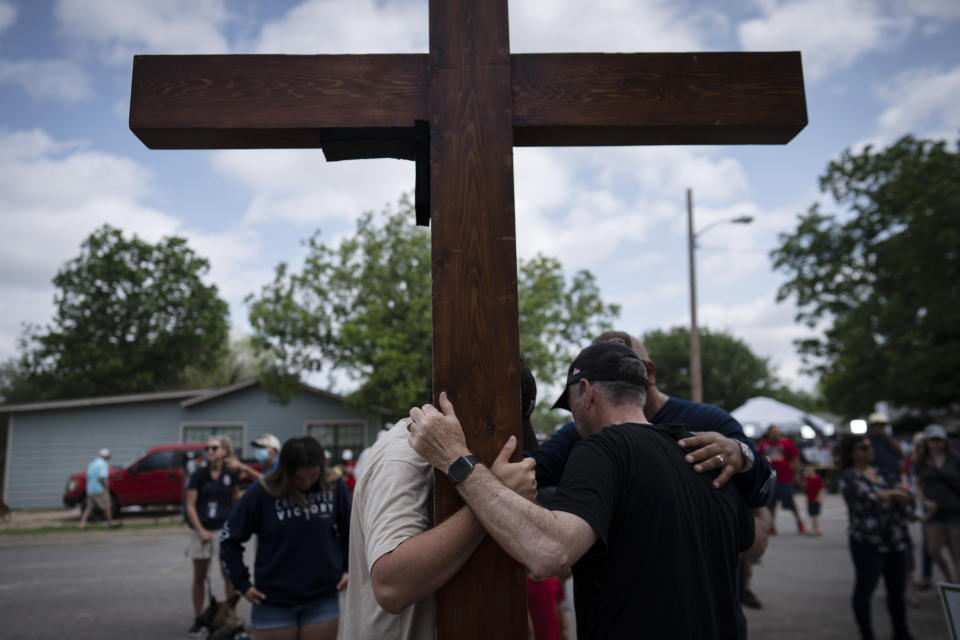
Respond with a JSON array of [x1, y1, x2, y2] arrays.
[[428, 0, 525, 637]]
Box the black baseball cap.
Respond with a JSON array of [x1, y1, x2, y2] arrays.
[[552, 341, 649, 410]]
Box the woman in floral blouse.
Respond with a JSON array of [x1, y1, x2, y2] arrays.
[[839, 434, 914, 640]]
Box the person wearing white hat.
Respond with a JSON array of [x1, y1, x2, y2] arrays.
[[251, 434, 281, 474], [867, 412, 904, 479], [914, 424, 960, 583], [78, 448, 120, 530]]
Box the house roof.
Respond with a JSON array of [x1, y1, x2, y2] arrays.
[[1, 379, 355, 414], [0, 388, 212, 414], [179, 379, 259, 407], [180, 379, 347, 408]]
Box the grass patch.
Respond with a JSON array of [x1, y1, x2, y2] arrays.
[[0, 520, 187, 536]]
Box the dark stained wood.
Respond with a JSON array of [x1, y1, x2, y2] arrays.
[[130, 52, 806, 151], [128, 3, 808, 639], [428, 0, 525, 637], [512, 52, 807, 145], [129, 54, 428, 149]]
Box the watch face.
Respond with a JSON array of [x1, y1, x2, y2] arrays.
[[449, 456, 477, 484]]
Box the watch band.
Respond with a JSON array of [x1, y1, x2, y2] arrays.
[[737, 441, 755, 474]]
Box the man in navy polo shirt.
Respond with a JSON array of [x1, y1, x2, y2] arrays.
[[409, 342, 756, 639]]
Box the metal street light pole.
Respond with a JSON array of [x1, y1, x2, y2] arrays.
[[687, 189, 702, 402], [686, 187, 753, 403]]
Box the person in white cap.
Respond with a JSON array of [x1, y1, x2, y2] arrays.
[[915, 424, 960, 583], [867, 412, 903, 479], [78, 448, 121, 530], [251, 434, 281, 474]]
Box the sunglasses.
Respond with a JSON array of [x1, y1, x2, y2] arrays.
[[205, 445, 221, 451]]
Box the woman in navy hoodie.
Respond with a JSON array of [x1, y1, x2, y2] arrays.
[[221, 436, 350, 640]]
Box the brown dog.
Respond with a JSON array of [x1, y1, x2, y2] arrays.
[[195, 592, 248, 640]]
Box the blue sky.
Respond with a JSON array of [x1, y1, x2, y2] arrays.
[[1, 0, 958, 396]]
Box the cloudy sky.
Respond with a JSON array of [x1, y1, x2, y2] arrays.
[[1, 0, 958, 395]]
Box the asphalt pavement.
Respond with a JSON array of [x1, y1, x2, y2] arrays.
[[746, 493, 950, 639], [0, 524, 254, 639], [0, 496, 954, 639]]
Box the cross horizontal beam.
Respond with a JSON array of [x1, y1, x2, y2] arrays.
[[129, 54, 429, 153], [512, 52, 806, 145], [130, 51, 806, 152]]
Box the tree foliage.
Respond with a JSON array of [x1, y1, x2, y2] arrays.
[[641, 326, 781, 412], [771, 135, 960, 415], [247, 196, 620, 420], [1, 225, 230, 403], [181, 334, 275, 390]]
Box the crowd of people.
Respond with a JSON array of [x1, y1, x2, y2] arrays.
[[75, 329, 952, 640]]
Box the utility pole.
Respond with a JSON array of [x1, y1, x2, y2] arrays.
[[686, 189, 753, 404], [687, 188, 702, 403]]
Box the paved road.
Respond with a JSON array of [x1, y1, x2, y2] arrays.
[[746, 494, 949, 639], [0, 527, 255, 640], [0, 495, 952, 639]]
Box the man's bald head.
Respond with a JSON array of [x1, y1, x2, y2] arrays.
[[591, 330, 651, 362]]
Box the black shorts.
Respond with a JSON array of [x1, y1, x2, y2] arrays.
[[807, 500, 821, 517], [768, 482, 796, 511]]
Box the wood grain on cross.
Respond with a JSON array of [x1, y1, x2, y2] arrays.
[[129, 1, 806, 638]]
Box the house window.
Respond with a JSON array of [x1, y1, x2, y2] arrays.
[[182, 424, 245, 457], [306, 421, 366, 464]]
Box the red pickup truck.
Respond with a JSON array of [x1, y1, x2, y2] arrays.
[[63, 443, 260, 518]]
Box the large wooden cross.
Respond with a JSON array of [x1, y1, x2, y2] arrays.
[[129, 1, 806, 637]]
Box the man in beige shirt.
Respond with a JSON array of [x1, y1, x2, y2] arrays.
[[340, 381, 537, 638]]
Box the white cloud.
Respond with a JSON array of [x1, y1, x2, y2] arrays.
[[54, 0, 230, 63], [510, 0, 707, 52], [0, 128, 181, 359], [186, 227, 274, 306], [0, 58, 95, 101], [251, 0, 717, 56], [0, 1, 16, 33], [0, 127, 290, 362], [699, 293, 818, 390], [613, 147, 748, 205], [906, 0, 960, 21], [738, 0, 909, 81], [254, 0, 427, 54], [875, 65, 960, 143], [514, 146, 750, 268], [210, 149, 415, 226]]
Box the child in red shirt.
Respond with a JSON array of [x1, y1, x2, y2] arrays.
[[527, 573, 568, 640], [803, 461, 825, 536]]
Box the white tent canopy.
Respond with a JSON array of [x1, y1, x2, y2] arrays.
[[731, 396, 835, 439]]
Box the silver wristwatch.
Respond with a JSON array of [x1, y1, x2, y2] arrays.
[[737, 441, 755, 473]]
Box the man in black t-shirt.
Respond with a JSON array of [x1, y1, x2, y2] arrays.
[[409, 342, 755, 639]]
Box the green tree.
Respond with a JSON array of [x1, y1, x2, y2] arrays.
[[771, 135, 960, 416], [641, 326, 779, 411], [247, 196, 620, 420], [1, 225, 230, 403]]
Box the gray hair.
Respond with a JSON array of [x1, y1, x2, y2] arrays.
[[591, 357, 649, 407], [592, 380, 647, 408]]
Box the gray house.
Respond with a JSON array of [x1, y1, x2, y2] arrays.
[[0, 380, 382, 508]]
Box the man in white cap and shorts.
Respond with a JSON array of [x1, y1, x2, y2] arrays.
[[79, 448, 121, 529]]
